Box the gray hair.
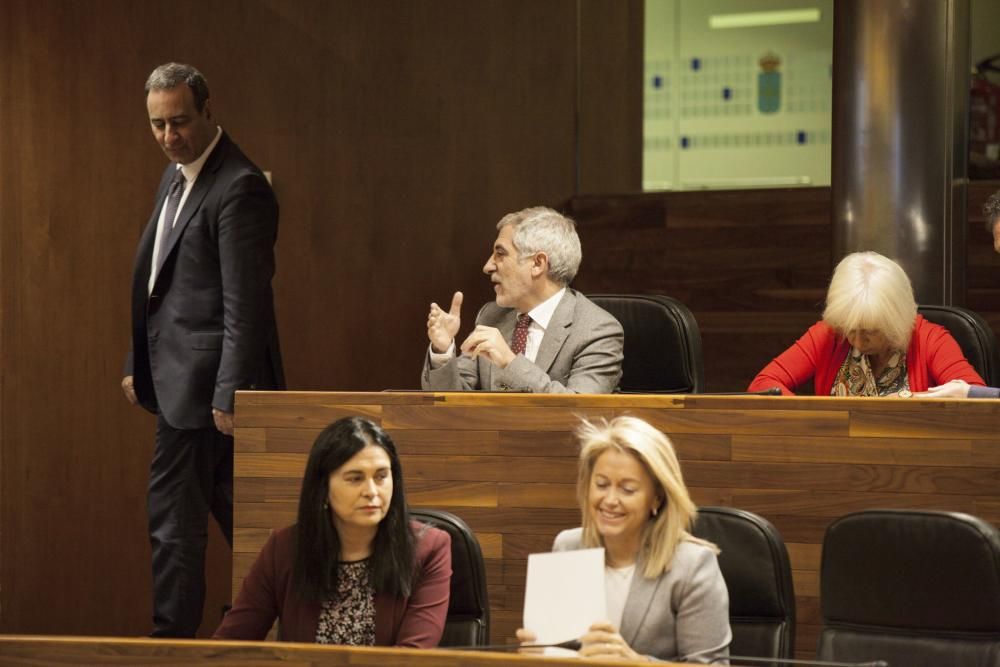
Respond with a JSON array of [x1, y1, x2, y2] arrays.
[[983, 191, 1000, 234], [145, 62, 210, 111], [496, 207, 582, 285], [822, 251, 917, 350]]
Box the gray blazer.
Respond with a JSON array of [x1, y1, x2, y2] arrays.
[[553, 528, 731, 664], [420, 289, 623, 393]]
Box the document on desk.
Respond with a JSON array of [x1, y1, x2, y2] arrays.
[[523, 547, 606, 645]]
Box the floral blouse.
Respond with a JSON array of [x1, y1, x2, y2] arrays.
[[315, 559, 376, 645]]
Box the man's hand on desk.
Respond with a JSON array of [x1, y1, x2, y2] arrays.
[[914, 379, 971, 399], [428, 291, 463, 353]]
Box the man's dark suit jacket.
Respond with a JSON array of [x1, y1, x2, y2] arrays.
[[126, 132, 284, 430]]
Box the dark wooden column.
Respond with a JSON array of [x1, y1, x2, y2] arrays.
[[832, 0, 971, 304]]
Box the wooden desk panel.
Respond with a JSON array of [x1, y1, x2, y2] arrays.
[[233, 392, 1000, 659], [0, 635, 654, 666]]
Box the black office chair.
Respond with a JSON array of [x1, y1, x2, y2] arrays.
[[918, 304, 1000, 386], [691, 507, 796, 662], [589, 294, 704, 393], [410, 508, 490, 646], [818, 509, 1000, 666]]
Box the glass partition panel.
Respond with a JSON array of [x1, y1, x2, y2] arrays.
[[643, 0, 833, 190]]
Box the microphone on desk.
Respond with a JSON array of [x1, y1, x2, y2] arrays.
[[698, 387, 782, 396], [729, 656, 888, 667], [443, 638, 581, 652], [447, 644, 885, 666]]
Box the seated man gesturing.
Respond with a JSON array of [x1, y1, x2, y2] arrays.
[[421, 207, 623, 393]]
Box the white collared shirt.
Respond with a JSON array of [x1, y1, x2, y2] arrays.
[[148, 126, 223, 293], [518, 287, 565, 362], [428, 287, 566, 367]]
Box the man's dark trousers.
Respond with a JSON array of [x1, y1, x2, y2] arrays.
[[148, 415, 233, 637]]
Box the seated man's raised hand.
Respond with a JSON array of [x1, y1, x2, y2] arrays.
[[427, 291, 463, 353]]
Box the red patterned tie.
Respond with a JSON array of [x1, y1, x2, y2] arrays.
[[511, 313, 532, 356]]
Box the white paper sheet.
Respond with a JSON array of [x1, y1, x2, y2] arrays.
[[523, 547, 606, 645]]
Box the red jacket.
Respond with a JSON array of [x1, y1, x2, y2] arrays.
[[748, 316, 986, 395], [213, 521, 451, 646]]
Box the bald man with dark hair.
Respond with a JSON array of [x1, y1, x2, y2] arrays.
[[123, 62, 284, 636]]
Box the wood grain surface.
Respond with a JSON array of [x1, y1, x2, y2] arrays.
[[570, 183, 1000, 393], [233, 391, 1000, 660], [0, 635, 663, 666], [0, 0, 635, 637], [3, 0, 998, 643]]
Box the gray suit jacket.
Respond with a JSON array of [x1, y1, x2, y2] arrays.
[[420, 289, 623, 393], [553, 528, 731, 664], [126, 132, 284, 429]]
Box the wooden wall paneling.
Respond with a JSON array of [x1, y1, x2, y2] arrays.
[[0, 0, 232, 636], [2, 0, 628, 637], [5, 0, 996, 643], [498, 483, 577, 509], [393, 429, 504, 456], [0, 635, 645, 667], [627, 406, 849, 436], [249, 0, 582, 396], [407, 480, 499, 508], [849, 407, 1000, 439], [577, 0, 644, 194], [234, 392, 1000, 659], [570, 184, 1000, 393], [383, 405, 617, 431], [567, 188, 833, 392], [731, 434, 975, 466]]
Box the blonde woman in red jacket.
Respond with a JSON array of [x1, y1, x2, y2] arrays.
[[749, 251, 985, 396]]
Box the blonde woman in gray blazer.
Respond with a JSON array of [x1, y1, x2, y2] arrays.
[[518, 417, 731, 664]]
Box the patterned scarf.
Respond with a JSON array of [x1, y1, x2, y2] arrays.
[[831, 348, 910, 397]]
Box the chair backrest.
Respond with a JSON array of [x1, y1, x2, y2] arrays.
[[918, 304, 1000, 386], [690, 507, 796, 661], [409, 508, 490, 647], [819, 509, 1000, 667], [589, 294, 704, 393]]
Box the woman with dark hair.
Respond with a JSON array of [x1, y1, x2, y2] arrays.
[[214, 417, 451, 646]]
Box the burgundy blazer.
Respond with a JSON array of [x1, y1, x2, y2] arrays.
[[213, 521, 451, 646]]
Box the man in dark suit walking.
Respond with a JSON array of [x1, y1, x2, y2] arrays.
[[122, 62, 283, 637]]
